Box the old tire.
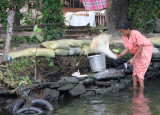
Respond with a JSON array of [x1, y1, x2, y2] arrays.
[[16, 107, 44, 114], [12, 99, 25, 113], [32, 99, 54, 111]]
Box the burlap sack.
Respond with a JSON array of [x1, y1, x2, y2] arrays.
[[81, 45, 98, 55], [9, 48, 55, 59], [54, 49, 69, 56], [40, 40, 70, 50], [82, 40, 92, 45]]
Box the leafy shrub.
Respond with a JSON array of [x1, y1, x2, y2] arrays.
[[128, 0, 160, 33]]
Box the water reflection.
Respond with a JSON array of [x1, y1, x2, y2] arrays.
[[131, 88, 151, 115]]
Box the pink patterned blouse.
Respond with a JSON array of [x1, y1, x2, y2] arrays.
[[122, 30, 153, 79]]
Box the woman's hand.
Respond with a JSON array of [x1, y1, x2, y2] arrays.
[[128, 58, 134, 66], [115, 54, 121, 59]]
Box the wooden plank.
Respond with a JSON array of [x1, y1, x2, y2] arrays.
[[0, 31, 36, 38]]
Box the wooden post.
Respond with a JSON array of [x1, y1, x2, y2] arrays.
[[79, 0, 82, 8], [2, 10, 15, 63], [70, 0, 71, 7], [105, 9, 109, 29], [73, 0, 75, 8]]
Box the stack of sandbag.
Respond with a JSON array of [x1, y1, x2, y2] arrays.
[[8, 39, 98, 59], [40, 39, 94, 56], [40, 40, 70, 56]]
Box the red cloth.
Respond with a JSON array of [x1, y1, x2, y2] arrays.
[[82, 0, 109, 10]]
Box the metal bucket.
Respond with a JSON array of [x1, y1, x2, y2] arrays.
[[87, 54, 106, 72]]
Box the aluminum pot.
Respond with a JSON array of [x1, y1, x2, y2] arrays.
[[87, 54, 106, 72]]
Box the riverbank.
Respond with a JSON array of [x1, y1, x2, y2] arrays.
[[0, 32, 160, 113]]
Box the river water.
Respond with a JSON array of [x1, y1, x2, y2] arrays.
[[1, 79, 160, 115]]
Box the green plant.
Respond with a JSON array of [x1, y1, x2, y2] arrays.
[[128, 0, 160, 33], [14, 76, 32, 85], [8, 57, 32, 76], [7, 57, 33, 85], [45, 56, 54, 67], [0, 0, 25, 27], [29, 24, 44, 42], [41, 0, 65, 40]]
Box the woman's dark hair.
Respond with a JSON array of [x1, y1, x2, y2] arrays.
[[118, 22, 130, 30]]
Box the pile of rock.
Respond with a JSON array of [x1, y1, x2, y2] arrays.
[[24, 68, 131, 102]]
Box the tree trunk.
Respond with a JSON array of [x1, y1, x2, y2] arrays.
[[108, 0, 129, 33], [2, 10, 15, 63]]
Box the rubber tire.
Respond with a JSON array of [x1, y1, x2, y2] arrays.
[[32, 99, 54, 111], [16, 107, 44, 114], [12, 99, 25, 113]]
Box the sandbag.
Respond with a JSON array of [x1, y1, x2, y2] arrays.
[[81, 45, 97, 55], [148, 35, 160, 46], [40, 40, 70, 50], [64, 39, 83, 47], [82, 40, 92, 45], [9, 48, 55, 59], [40, 41, 53, 49], [54, 49, 69, 56]]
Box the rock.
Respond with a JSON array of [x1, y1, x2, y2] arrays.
[[43, 88, 59, 101], [59, 77, 79, 84], [120, 79, 132, 85], [110, 80, 118, 85], [114, 83, 125, 91], [153, 62, 160, 71], [152, 53, 160, 60], [57, 83, 75, 91], [81, 78, 95, 85], [147, 66, 154, 71], [95, 87, 112, 94], [145, 71, 157, 79], [6, 99, 12, 103], [80, 91, 95, 97], [123, 68, 133, 75], [93, 68, 124, 80], [30, 92, 39, 100], [95, 81, 111, 87], [69, 84, 86, 96], [125, 75, 132, 80], [49, 82, 60, 88]]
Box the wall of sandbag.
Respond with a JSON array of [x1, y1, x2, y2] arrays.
[[9, 39, 95, 59]]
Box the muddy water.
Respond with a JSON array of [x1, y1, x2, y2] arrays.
[[1, 79, 160, 115]]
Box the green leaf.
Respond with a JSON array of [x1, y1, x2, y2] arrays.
[[49, 62, 54, 67], [36, 35, 44, 42], [34, 25, 42, 33], [112, 49, 120, 53], [29, 34, 35, 39]]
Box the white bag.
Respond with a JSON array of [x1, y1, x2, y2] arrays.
[[90, 34, 117, 59]]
